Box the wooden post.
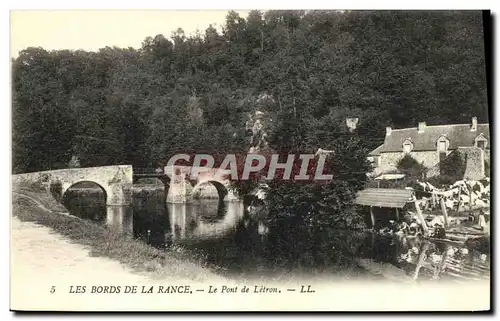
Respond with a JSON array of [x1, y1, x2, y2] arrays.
[[371, 230, 375, 250], [456, 186, 462, 212], [440, 198, 449, 228], [395, 208, 400, 221], [414, 199, 429, 237], [413, 241, 430, 280], [468, 185, 473, 214], [370, 206, 376, 230], [432, 192, 437, 209]]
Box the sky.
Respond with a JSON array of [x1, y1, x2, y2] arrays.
[[10, 10, 250, 58]]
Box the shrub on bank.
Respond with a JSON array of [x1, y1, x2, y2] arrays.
[[49, 180, 63, 201]]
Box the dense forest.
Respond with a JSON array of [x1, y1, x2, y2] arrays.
[[12, 10, 488, 174]]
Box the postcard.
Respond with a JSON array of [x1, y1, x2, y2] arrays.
[[10, 9, 491, 312]]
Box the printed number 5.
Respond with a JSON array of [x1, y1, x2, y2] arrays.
[[50, 286, 56, 294]]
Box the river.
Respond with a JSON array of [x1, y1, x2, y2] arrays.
[[62, 187, 490, 283]]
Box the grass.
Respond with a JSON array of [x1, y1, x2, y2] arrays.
[[11, 189, 224, 282], [12, 182, 68, 212]]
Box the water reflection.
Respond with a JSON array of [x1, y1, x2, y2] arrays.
[[62, 189, 106, 223], [62, 189, 490, 282], [106, 206, 133, 236], [168, 201, 245, 241], [63, 188, 134, 236], [357, 233, 490, 282]]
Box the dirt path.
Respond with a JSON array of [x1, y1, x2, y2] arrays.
[[11, 217, 153, 309], [11, 193, 153, 305], [9, 201, 232, 311]]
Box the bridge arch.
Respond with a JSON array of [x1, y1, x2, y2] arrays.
[[191, 180, 228, 201], [164, 165, 239, 203], [61, 181, 108, 222], [61, 181, 108, 204]]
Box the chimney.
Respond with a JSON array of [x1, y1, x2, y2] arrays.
[[418, 122, 426, 133], [386, 126, 392, 136], [471, 117, 477, 132]]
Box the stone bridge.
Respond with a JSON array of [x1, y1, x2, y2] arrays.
[[12, 165, 133, 206], [164, 165, 239, 204], [12, 164, 240, 206]]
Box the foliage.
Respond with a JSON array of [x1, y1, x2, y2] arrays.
[[396, 154, 427, 179], [365, 177, 420, 190], [440, 150, 467, 178], [12, 10, 488, 174], [426, 175, 458, 187], [427, 151, 468, 186], [49, 181, 63, 201]]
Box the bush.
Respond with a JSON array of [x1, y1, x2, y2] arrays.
[[440, 151, 466, 180], [19, 178, 48, 193], [427, 175, 457, 188], [49, 181, 63, 201], [396, 154, 426, 179], [427, 151, 467, 187]]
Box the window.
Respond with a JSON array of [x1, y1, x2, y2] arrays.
[[403, 143, 412, 154], [475, 134, 488, 150], [436, 136, 449, 162], [436, 135, 449, 153], [403, 139, 413, 154], [438, 141, 447, 153]]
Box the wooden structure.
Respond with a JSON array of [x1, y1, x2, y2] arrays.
[[413, 196, 430, 236], [355, 188, 414, 229]]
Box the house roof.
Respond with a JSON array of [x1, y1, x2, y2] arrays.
[[355, 188, 414, 208], [374, 174, 406, 180], [372, 123, 490, 154], [368, 144, 384, 156]]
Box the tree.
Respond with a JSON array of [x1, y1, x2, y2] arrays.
[[396, 154, 427, 179]]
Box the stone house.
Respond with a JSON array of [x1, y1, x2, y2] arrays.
[[368, 117, 490, 180]]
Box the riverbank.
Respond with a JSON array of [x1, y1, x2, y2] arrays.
[[10, 188, 490, 311], [11, 190, 225, 283]]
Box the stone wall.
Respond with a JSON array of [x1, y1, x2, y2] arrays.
[[373, 147, 488, 180], [409, 151, 441, 168], [376, 150, 440, 175], [459, 147, 486, 180]]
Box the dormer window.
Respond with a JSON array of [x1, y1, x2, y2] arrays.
[[475, 134, 488, 150], [436, 135, 450, 162], [403, 139, 413, 154], [436, 135, 450, 153]]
